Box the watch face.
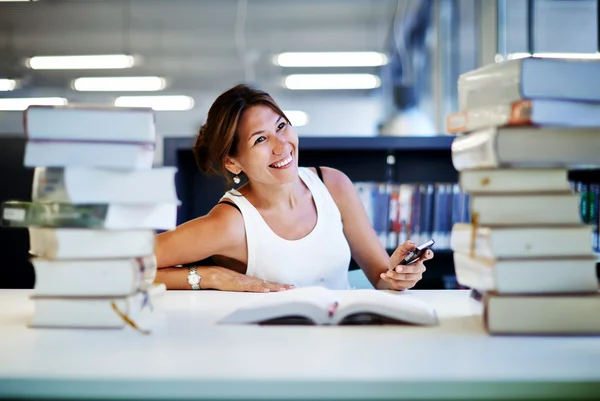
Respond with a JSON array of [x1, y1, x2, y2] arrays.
[[189, 274, 200, 285]]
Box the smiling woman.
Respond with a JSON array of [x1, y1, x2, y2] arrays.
[[154, 84, 433, 293]]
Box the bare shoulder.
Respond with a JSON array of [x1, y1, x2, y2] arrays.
[[307, 166, 355, 203], [206, 201, 246, 247]]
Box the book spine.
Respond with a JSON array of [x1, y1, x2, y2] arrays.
[[1, 201, 109, 228], [446, 101, 533, 134], [31, 167, 70, 203]]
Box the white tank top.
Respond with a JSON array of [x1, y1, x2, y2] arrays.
[[220, 167, 351, 289]]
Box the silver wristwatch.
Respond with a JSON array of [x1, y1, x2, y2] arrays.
[[187, 266, 201, 290]]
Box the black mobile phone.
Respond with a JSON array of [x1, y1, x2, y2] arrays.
[[398, 239, 435, 266]]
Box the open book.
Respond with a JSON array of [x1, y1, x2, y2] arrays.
[[219, 287, 439, 326]]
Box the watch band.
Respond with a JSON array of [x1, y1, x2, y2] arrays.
[[187, 266, 201, 290]]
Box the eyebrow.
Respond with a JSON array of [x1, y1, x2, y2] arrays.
[[249, 115, 283, 139]]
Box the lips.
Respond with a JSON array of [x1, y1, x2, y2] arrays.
[[269, 152, 293, 169]]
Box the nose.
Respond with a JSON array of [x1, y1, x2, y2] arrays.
[[272, 134, 288, 156]]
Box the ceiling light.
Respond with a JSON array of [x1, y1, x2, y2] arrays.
[[283, 74, 381, 90], [27, 54, 135, 70], [0, 97, 67, 111], [0, 79, 17, 91], [274, 52, 388, 67], [72, 76, 166, 92], [283, 110, 309, 127], [114, 95, 194, 111]]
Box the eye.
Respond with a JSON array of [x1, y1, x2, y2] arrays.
[[254, 136, 266, 145], [276, 121, 287, 131]]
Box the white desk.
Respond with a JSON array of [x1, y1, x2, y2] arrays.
[[1, 289, 599, 400]]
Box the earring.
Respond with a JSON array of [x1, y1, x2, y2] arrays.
[[233, 174, 241, 184]]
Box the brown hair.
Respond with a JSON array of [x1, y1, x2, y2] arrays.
[[193, 84, 289, 182]]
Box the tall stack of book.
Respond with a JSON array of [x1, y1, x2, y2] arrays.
[[0, 105, 179, 331], [446, 57, 600, 335]]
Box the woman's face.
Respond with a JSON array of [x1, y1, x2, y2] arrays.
[[230, 104, 299, 186]]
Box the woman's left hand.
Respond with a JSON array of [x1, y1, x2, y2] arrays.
[[379, 240, 434, 291]]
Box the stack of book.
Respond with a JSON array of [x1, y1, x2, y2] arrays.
[[447, 57, 600, 335], [0, 105, 179, 331]]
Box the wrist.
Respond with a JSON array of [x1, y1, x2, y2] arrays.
[[198, 266, 220, 290]]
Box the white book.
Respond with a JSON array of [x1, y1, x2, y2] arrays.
[[30, 283, 166, 329], [450, 223, 594, 259], [447, 99, 600, 134], [470, 290, 600, 335], [458, 57, 600, 110], [219, 286, 438, 326], [31, 167, 179, 204], [454, 252, 598, 294], [24, 105, 155, 143], [2, 201, 177, 230], [451, 126, 600, 171], [28, 228, 156, 259], [470, 193, 581, 226], [32, 255, 157, 297], [458, 168, 570, 194], [24, 141, 155, 170]]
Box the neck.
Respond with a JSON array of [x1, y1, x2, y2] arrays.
[[243, 172, 305, 211]]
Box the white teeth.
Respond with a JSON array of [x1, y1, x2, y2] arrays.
[[271, 154, 292, 168]]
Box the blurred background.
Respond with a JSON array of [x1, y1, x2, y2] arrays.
[[0, 0, 598, 288]]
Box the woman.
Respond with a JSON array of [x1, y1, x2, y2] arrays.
[[155, 84, 433, 292]]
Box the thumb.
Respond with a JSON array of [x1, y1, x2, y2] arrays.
[[394, 240, 417, 256]]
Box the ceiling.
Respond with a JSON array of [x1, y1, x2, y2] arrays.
[[0, 0, 398, 94]]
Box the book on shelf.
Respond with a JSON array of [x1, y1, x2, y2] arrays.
[[29, 283, 166, 329], [32, 167, 179, 204], [24, 105, 156, 143], [1, 201, 177, 230], [450, 223, 594, 259], [458, 168, 570, 194], [453, 252, 598, 294], [447, 99, 600, 134], [458, 57, 600, 110], [469, 289, 600, 335], [219, 286, 438, 326], [32, 255, 157, 297], [24, 141, 156, 170], [469, 193, 582, 226], [451, 126, 600, 171], [28, 228, 156, 260]]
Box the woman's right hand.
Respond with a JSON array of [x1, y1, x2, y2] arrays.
[[209, 266, 295, 293]]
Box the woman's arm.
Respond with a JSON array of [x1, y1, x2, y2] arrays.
[[155, 265, 293, 292], [318, 167, 430, 290], [155, 203, 246, 268]]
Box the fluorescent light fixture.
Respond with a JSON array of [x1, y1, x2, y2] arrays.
[[0, 79, 17, 91], [284, 74, 381, 90], [27, 54, 135, 70], [274, 52, 388, 67], [0, 97, 67, 111], [496, 52, 600, 62], [72, 76, 166, 92], [114, 95, 194, 111], [283, 110, 309, 127]]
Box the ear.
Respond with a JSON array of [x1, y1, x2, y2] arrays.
[[224, 156, 242, 175]]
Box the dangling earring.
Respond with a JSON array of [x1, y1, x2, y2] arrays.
[[233, 174, 241, 184]]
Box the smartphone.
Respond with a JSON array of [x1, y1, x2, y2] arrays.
[[398, 239, 435, 266]]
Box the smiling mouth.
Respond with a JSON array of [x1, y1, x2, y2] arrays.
[[269, 152, 293, 169]]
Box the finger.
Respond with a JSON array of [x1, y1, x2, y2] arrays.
[[380, 273, 413, 291], [394, 263, 426, 274], [385, 271, 423, 282], [394, 240, 417, 255], [420, 249, 434, 261], [263, 280, 295, 291]]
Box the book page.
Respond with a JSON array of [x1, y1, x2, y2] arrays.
[[219, 286, 339, 325], [333, 290, 438, 326]]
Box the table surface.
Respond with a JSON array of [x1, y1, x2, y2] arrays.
[[1, 288, 599, 400]]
